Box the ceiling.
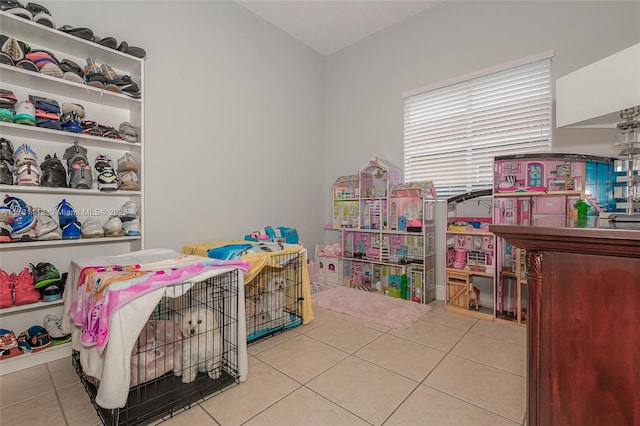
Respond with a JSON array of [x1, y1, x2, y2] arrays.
[[236, 1, 441, 56]]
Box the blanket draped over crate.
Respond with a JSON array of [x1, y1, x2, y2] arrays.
[[181, 240, 314, 324], [62, 249, 250, 409]]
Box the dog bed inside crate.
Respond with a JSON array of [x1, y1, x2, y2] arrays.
[[62, 248, 250, 415]]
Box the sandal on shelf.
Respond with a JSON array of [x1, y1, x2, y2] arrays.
[[15, 58, 38, 72], [58, 25, 94, 41], [26, 0, 55, 27], [97, 36, 117, 50]]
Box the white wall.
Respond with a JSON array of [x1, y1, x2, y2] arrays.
[[324, 0, 640, 221], [48, 1, 326, 252]]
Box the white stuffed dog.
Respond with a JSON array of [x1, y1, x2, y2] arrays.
[[174, 308, 221, 383]]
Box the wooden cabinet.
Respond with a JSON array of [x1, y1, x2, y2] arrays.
[[491, 218, 640, 426]]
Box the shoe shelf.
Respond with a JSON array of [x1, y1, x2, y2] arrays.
[[0, 299, 64, 315], [0, 65, 142, 111], [0, 184, 142, 197], [1, 9, 145, 375], [0, 342, 71, 376], [0, 122, 141, 151], [0, 11, 142, 75], [0, 236, 141, 251]]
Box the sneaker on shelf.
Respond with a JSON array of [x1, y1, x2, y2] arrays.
[[13, 268, 41, 305], [103, 216, 124, 237], [0, 160, 13, 185], [0, 205, 14, 224], [43, 315, 71, 344], [59, 110, 83, 133], [61, 103, 85, 119], [15, 162, 41, 186], [0, 329, 22, 360], [13, 143, 38, 167], [36, 225, 61, 241], [123, 217, 141, 236], [118, 200, 137, 221], [56, 198, 78, 228], [0, 108, 14, 123], [0, 138, 14, 164], [81, 218, 104, 238], [0, 269, 13, 308], [61, 221, 81, 240], [0, 221, 12, 243], [118, 122, 138, 143], [117, 170, 139, 191], [13, 100, 36, 126], [117, 152, 138, 173], [33, 207, 59, 238], [40, 282, 62, 302], [17, 326, 52, 353], [94, 154, 117, 191], [4, 195, 35, 235], [29, 262, 61, 289], [40, 154, 67, 188], [63, 142, 88, 169], [68, 159, 92, 189]]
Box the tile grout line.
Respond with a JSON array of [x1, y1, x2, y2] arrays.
[[46, 361, 70, 426]]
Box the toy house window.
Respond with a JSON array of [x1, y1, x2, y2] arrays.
[[402, 53, 552, 198]]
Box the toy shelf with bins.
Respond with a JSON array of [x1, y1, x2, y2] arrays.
[[0, 11, 145, 375], [444, 190, 495, 321]]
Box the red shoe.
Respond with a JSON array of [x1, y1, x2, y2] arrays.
[[12, 268, 40, 305], [0, 269, 13, 308]]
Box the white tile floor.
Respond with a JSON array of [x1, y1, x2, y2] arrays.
[[0, 300, 527, 426]]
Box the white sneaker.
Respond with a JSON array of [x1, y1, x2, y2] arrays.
[[33, 207, 59, 238], [118, 200, 137, 221], [103, 216, 124, 237], [123, 218, 141, 236], [81, 218, 104, 238], [13, 144, 38, 168], [15, 163, 41, 186], [44, 315, 68, 339]]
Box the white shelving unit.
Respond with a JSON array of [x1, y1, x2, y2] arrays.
[[0, 11, 145, 375]]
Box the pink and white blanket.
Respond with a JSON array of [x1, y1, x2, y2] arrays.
[[68, 255, 249, 354]]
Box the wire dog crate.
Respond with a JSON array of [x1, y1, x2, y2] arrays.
[[73, 271, 241, 426], [245, 252, 304, 343]]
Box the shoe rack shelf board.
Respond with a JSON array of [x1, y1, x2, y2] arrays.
[[0, 11, 145, 375]]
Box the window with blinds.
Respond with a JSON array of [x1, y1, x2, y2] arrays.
[[403, 56, 552, 199]]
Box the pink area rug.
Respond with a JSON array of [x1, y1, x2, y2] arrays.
[[311, 286, 430, 329]]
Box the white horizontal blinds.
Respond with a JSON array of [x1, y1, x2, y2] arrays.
[[404, 58, 552, 198]]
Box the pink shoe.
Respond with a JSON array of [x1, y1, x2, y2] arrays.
[[12, 268, 40, 305], [0, 269, 13, 308]]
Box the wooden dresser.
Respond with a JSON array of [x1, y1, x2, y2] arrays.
[[491, 217, 639, 426]]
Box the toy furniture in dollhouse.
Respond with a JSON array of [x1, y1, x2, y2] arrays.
[[332, 175, 360, 229]]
